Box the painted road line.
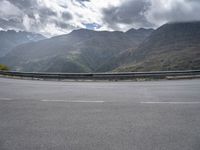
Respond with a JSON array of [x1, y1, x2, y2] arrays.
[[140, 101, 200, 104], [41, 100, 105, 103], [0, 98, 12, 101]]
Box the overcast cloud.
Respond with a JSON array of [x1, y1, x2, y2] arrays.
[[0, 0, 200, 36]]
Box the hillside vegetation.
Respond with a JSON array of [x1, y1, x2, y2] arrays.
[[116, 22, 200, 72], [0, 64, 9, 71]]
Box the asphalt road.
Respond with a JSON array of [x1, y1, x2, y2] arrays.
[[0, 78, 200, 150]]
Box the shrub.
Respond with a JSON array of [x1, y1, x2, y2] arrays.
[[0, 64, 9, 71]]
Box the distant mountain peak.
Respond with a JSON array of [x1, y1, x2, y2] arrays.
[[158, 21, 200, 31], [0, 29, 44, 36], [0, 30, 46, 57], [126, 28, 154, 33], [69, 28, 97, 38], [167, 21, 200, 25], [126, 28, 136, 32], [70, 28, 95, 34]]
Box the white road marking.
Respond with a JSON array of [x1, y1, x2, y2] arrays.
[[41, 100, 105, 103], [0, 98, 12, 101], [140, 101, 200, 104]]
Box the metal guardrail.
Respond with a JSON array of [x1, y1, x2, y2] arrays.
[[0, 70, 200, 80]]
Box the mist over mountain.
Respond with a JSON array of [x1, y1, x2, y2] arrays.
[[0, 28, 153, 72], [0, 30, 45, 57]]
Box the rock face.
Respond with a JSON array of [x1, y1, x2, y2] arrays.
[[0, 28, 153, 72], [0, 30, 45, 57]]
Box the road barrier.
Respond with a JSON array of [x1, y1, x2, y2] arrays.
[[0, 70, 200, 80]]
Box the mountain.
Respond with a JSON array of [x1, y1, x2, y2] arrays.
[[112, 22, 200, 72], [0, 28, 153, 72], [1, 22, 200, 73], [0, 30, 45, 57]]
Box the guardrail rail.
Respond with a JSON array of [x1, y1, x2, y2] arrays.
[[0, 70, 200, 80]]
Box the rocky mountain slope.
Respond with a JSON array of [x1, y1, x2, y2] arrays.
[[0, 30, 45, 57], [0, 28, 152, 72], [115, 22, 200, 72]]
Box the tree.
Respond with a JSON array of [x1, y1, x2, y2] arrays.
[[0, 64, 9, 71]]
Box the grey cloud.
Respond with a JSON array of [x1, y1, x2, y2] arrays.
[[75, 0, 90, 2], [101, 0, 200, 30], [72, 0, 90, 7], [39, 8, 57, 17], [6, 0, 57, 19], [0, 18, 24, 30], [148, 0, 200, 26], [186, 0, 200, 3], [6, 0, 37, 9], [54, 20, 75, 29], [1, 0, 200, 36], [36, 8, 58, 24], [102, 0, 152, 30], [62, 12, 73, 20], [0, 0, 75, 36], [74, 0, 90, 4]]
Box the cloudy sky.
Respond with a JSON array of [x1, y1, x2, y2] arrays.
[[0, 0, 200, 37]]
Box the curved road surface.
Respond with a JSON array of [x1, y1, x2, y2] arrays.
[[0, 78, 200, 150]]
